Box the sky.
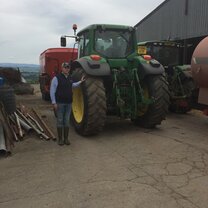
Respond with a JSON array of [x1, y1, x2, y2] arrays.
[[0, 0, 164, 64]]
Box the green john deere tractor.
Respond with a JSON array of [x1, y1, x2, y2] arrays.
[[61, 24, 169, 136], [138, 41, 195, 113]]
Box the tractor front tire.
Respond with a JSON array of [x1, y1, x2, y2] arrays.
[[71, 68, 106, 136], [133, 75, 169, 128]]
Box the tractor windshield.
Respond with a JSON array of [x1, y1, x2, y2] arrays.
[[146, 44, 181, 66], [94, 29, 134, 58]]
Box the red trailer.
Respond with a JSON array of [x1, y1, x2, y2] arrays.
[[39, 48, 78, 100]]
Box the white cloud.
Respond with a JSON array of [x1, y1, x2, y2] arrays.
[[0, 0, 164, 64]]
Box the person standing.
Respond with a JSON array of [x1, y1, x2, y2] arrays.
[[50, 62, 85, 145]]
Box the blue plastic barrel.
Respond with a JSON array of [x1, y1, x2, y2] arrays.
[[0, 77, 4, 87]]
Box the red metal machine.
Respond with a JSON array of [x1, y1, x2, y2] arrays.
[[39, 48, 78, 100], [191, 36, 208, 115]]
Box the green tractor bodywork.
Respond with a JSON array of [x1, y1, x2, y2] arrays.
[[61, 24, 169, 135], [138, 41, 195, 113]]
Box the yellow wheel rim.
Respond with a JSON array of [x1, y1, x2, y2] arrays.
[[137, 86, 149, 116], [72, 87, 84, 123]]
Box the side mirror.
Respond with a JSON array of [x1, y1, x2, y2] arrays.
[[60, 36, 66, 47]]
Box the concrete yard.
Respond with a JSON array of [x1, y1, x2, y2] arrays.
[[1, 87, 208, 208]]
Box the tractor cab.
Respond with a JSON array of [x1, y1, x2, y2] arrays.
[[61, 24, 137, 60], [138, 41, 195, 113], [138, 41, 183, 67], [94, 28, 134, 58]]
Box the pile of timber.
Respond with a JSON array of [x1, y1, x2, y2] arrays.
[[0, 105, 56, 156]]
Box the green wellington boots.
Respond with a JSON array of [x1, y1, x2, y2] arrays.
[[64, 127, 70, 145], [57, 127, 64, 145]]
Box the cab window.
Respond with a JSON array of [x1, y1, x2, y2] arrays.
[[78, 31, 90, 57]]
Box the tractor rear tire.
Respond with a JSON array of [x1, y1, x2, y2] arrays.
[[133, 75, 169, 128], [71, 68, 106, 136]]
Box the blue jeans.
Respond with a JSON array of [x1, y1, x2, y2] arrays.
[[56, 103, 72, 127]]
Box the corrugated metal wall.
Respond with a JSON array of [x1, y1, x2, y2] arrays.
[[135, 0, 208, 41]]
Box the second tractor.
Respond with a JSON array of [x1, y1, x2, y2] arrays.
[[138, 41, 195, 113]]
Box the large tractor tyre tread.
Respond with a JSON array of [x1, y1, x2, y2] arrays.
[[0, 87, 16, 114], [72, 68, 106, 136], [134, 75, 170, 128], [84, 80, 106, 135], [169, 78, 194, 114]]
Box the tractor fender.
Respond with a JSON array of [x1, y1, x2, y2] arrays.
[[138, 59, 164, 79], [72, 58, 111, 76]]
